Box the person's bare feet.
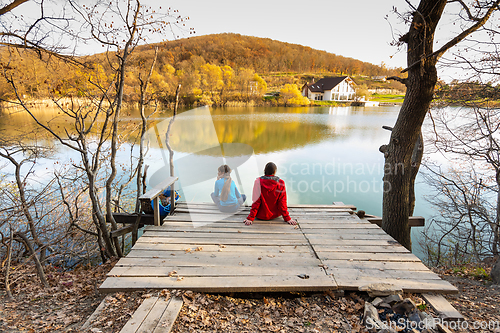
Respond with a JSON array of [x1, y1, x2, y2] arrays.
[[244, 219, 253, 225], [287, 219, 298, 225]]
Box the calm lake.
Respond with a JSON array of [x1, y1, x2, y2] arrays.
[[1, 104, 431, 257]]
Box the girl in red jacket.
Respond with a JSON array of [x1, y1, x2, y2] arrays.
[[244, 162, 297, 225]]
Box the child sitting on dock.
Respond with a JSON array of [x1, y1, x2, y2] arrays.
[[244, 162, 297, 226], [211, 164, 247, 213]]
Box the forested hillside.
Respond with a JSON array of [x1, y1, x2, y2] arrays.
[[0, 33, 404, 107], [145, 33, 399, 76]]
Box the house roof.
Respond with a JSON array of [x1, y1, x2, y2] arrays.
[[307, 76, 353, 93]]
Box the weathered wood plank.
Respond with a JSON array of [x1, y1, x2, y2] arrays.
[[332, 276, 458, 293], [136, 297, 171, 333], [327, 268, 443, 280], [119, 296, 158, 333], [126, 249, 318, 261], [316, 252, 422, 262], [322, 260, 431, 271], [108, 265, 326, 277], [299, 224, 381, 229], [140, 231, 304, 240], [421, 294, 464, 320], [367, 216, 425, 227], [303, 232, 393, 239], [130, 237, 308, 246], [144, 226, 303, 234], [153, 297, 183, 333], [112, 256, 322, 267], [111, 225, 136, 238], [140, 177, 178, 200], [299, 239, 398, 246], [81, 297, 109, 331], [100, 275, 337, 293], [132, 243, 310, 253], [312, 245, 410, 253]]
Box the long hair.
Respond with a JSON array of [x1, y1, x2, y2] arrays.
[[218, 164, 232, 201]]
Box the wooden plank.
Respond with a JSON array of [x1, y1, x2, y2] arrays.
[[144, 226, 303, 234], [140, 177, 178, 200], [81, 297, 109, 330], [421, 294, 464, 320], [299, 239, 398, 246], [112, 213, 154, 225], [153, 297, 183, 333], [100, 274, 337, 293], [332, 276, 458, 293], [316, 252, 422, 262], [136, 297, 171, 333], [303, 232, 393, 239], [153, 197, 161, 226], [125, 249, 318, 261], [119, 296, 158, 333], [112, 256, 322, 267], [140, 231, 305, 240], [111, 224, 136, 238], [322, 260, 431, 271], [297, 219, 374, 225], [299, 224, 381, 229], [327, 268, 443, 280], [129, 236, 308, 246], [132, 243, 310, 253], [312, 245, 410, 253], [367, 216, 425, 227], [108, 265, 327, 278]]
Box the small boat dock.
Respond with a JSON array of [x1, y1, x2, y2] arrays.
[[100, 202, 457, 294]]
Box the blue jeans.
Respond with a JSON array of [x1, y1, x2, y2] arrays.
[[211, 193, 246, 213]]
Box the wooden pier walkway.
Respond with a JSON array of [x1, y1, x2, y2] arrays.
[[100, 202, 457, 294]]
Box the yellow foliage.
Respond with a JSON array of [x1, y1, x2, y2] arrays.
[[280, 84, 310, 106]]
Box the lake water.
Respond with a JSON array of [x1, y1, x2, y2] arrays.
[[1, 104, 431, 257]]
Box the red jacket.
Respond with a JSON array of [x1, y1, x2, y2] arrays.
[[246, 176, 291, 222]]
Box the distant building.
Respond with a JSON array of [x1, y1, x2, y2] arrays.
[[302, 76, 356, 101], [372, 76, 387, 82]]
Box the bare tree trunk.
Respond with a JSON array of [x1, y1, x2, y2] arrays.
[[5, 229, 14, 300], [14, 232, 49, 288], [409, 132, 424, 216], [0, 151, 46, 263], [383, 0, 446, 250]]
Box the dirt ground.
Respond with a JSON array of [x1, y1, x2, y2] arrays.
[[0, 261, 499, 333]]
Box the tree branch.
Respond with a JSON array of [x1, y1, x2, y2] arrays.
[[0, 0, 29, 16], [432, 0, 500, 61], [387, 76, 408, 86]]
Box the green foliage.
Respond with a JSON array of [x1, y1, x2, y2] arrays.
[[472, 267, 489, 279], [417, 303, 427, 311], [370, 94, 405, 103], [311, 100, 339, 106]]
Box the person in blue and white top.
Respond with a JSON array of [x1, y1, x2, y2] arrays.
[[211, 164, 246, 213]]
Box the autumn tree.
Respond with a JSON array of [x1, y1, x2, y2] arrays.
[[382, 0, 500, 250], [280, 84, 310, 106]]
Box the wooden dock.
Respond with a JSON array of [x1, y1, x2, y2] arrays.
[[100, 202, 457, 294]]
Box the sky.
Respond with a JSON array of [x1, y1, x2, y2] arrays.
[[156, 0, 409, 70]]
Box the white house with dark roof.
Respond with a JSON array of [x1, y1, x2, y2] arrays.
[[302, 76, 356, 101]]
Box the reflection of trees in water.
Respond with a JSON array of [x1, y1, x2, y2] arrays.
[[2, 106, 346, 154], [169, 117, 335, 155]]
